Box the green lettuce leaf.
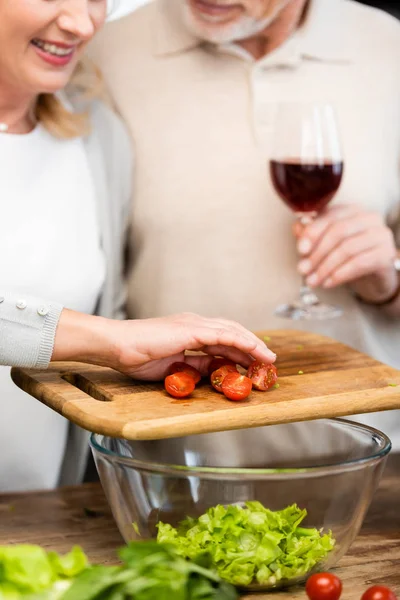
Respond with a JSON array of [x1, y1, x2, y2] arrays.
[[47, 547, 88, 579], [0, 545, 88, 599], [156, 503, 335, 587], [0, 545, 54, 593]]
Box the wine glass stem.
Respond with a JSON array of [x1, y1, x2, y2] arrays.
[[297, 213, 320, 307], [300, 276, 319, 306]]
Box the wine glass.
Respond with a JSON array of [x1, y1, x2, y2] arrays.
[[269, 102, 344, 320]]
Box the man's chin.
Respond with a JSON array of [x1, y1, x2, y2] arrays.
[[182, 0, 292, 44], [182, 4, 288, 44], [183, 6, 258, 43]]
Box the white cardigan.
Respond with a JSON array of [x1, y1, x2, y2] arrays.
[[0, 100, 132, 485]]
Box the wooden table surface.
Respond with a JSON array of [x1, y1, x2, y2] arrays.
[[0, 456, 399, 600]]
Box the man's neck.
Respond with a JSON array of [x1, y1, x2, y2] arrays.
[[236, 0, 309, 61]]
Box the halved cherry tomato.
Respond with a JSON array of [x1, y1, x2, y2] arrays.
[[247, 360, 278, 391], [168, 362, 202, 384], [207, 357, 237, 376], [361, 587, 398, 600], [306, 573, 342, 600], [221, 372, 252, 401], [164, 373, 195, 399], [211, 365, 238, 393]]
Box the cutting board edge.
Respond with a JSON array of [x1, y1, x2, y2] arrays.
[[120, 387, 400, 440]]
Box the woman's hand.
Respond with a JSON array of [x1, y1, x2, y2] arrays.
[[294, 204, 399, 304], [52, 311, 276, 381]]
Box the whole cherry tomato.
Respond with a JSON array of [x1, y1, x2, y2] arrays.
[[247, 360, 278, 391], [221, 372, 252, 401], [207, 357, 237, 376], [211, 365, 238, 393], [306, 573, 342, 600], [168, 361, 202, 384], [164, 373, 195, 399], [361, 587, 398, 600]]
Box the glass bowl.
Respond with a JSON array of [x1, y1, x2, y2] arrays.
[[90, 419, 391, 591]]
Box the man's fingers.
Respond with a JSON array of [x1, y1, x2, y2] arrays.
[[297, 205, 369, 255], [321, 248, 394, 289], [301, 231, 380, 286]]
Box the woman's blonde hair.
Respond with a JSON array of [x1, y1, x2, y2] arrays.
[[35, 57, 103, 139]]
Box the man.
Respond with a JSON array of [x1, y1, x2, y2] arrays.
[[91, 0, 400, 446]]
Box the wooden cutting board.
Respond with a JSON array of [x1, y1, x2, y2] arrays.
[[10, 329, 400, 441]]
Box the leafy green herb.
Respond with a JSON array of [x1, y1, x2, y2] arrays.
[[388, 383, 398, 387], [157, 503, 335, 587], [63, 542, 237, 600], [273, 383, 280, 389], [263, 336, 271, 343], [0, 542, 237, 600]]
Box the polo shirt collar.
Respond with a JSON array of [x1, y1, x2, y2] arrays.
[[298, 0, 351, 63], [153, 0, 352, 64]]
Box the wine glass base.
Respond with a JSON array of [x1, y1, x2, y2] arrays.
[[275, 302, 343, 321]]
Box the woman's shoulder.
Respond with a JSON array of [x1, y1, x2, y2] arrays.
[[88, 100, 133, 163], [82, 99, 133, 213]]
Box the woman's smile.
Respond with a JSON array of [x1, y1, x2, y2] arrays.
[[30, 38, 77, 67]]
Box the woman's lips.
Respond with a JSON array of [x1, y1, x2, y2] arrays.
[[31, 39, 76, 67]]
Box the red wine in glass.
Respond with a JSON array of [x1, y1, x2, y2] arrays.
[[270, 159, 344, 213], [269, 103, 344, 320]]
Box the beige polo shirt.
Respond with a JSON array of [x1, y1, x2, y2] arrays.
[[91, 0, 400, 447]]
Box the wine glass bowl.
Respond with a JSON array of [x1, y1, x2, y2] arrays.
[[269, 103, 344, 320], [270, 159, 344, 215]]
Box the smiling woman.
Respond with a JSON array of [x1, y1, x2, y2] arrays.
[[0, 0, 113, 493], [0, 0, 276, 494], [0, 0, 106, 136]]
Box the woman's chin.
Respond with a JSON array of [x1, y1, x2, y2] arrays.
[[24, 58, 78, 96], [27, 73, 75, 96]]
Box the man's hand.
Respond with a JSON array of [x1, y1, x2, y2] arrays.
[[53, 311, 276, 381], [294, 204, 399, 304]]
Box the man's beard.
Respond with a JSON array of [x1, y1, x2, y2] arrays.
[[182, 0, 291, 44]]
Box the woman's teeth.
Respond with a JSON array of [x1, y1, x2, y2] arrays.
[[32, 39, 74, 57]]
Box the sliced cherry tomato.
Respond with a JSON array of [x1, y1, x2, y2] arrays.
[[247, 360, 278, 391], [306, 573, 342, 600], [211, 365, 238, 393], [167, 361, 202, 384], [164, 372, 195, 399], [221, 372, 252, 401], [207, 357, 237, 376], [361, 587, 398, 600]]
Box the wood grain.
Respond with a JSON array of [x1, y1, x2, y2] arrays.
[[0, 455, 399, 599], [11, 329, 400, 441]]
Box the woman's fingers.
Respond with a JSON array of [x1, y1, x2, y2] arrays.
[[185, 324, 276, 364], [183, 352, 250, 375], [201, 317, 275, 361], [170, 313, 275, 362]]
